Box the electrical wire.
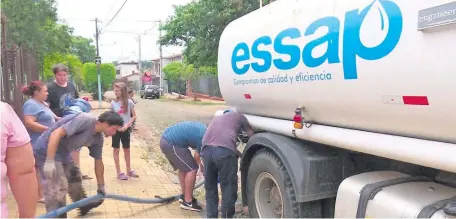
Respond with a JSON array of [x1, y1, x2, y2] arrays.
[[99, 0, 129, 32], [103, 0, 119, 21], [102, 30, 157, 35]]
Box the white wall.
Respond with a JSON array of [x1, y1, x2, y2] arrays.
[[119, 64, 138, 77]]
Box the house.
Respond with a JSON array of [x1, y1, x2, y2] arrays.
[[115, 61, 140, 90], [116, 61, 139, 79], [150, 53, 183, 77], [146, 53, 183, 93]]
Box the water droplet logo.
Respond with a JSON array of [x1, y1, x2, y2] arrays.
[[342, 0, 403, 79]]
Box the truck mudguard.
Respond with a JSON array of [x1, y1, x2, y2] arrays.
[[240, 132, 354, 204]]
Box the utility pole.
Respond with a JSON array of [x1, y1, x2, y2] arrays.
[[94, 18, 102, 109], [137, 35, 142, 93], [158, 20, 163, 95], [260, 0, 263, 7]]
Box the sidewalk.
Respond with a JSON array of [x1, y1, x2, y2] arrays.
[[6, 137, 202, 218]]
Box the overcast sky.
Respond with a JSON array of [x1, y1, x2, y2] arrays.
[[56, 0, 192, 63]]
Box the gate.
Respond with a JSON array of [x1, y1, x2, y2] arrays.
[[1, 13, 39, 118]]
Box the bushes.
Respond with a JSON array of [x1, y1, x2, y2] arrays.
[[82, 63, 116, 100]]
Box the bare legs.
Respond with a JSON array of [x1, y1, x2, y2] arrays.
[[113, 148, 138, 179], [178, 171, 186, 194], [183, 170, 197, 203], [35, 168, 44, 202], [124, 149, 131, 173], [113, 148, 121, 175]]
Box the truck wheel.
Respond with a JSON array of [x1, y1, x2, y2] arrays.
[[247, 149, 300, 218]]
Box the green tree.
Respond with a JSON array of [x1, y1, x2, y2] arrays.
[[2, 0, 73, 54], [70, 36, 97, 64], [2, 0, 74, 78], [181, 64, 200, 100], [42, 53, 82, 82], [159, 0, 260, 71], [82, 63, 116, 100], [163, 62, 185, 98]]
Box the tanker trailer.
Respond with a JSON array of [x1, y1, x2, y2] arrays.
[[216, 0, 456, 217]]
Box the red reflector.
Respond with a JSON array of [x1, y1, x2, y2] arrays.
[[293, 115, 302, 122], [402, 96, 429, 105], [244, 94, 251, 99]]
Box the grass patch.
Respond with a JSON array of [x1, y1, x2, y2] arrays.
[[158, 97, 225, 106], [155, 153, 176, 173]]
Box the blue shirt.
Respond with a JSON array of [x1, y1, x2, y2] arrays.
[[23, 99, 56, 147], [162, 121, 207, 152]]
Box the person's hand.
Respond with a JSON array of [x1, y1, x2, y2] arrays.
[[118, 126, 127, 132], [43, 159, 56, 178], [97, 184, 106, 196]]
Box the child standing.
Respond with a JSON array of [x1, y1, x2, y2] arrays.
[[128, 88, 137, 130], [111, 82, 139, 180]]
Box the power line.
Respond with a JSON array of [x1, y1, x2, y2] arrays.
[[102, 30, 157, 35], [143, 23, 158, 34], [103, 0, 119, 21], [99, 0, 129, 31], [61, 18, 162, 24]]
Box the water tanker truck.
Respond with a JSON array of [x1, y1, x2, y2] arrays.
[[216, 0, 456, 217]]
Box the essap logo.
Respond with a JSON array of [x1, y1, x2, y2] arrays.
[[230, 0, 403, 80]]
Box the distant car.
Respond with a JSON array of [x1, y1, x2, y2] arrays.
[[140, 85, 160, 99]]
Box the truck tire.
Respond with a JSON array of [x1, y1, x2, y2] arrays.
[[246, 149, 300, 218]]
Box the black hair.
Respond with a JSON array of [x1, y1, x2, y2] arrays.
[[98, 111, 124, 126]]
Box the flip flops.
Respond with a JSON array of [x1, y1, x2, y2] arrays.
[[117, 171, 139, 180], [128, 170, 139, 178], [118, 173, 128, 180]]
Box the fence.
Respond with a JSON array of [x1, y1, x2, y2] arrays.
[[1, 13, 40, 118], [189, 75, 222, 99]]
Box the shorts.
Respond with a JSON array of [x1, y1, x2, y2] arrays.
[[159, 137, 198, 173], [112, 128, 131, 149]]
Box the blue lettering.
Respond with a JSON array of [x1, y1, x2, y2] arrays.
[[303, 17, 341, 68], [230, 0, 403, 80], [231, 43, 250, 75], [251, 36, 272, 73], [342, 0, 403, 79], [273, 28, 301, 70]]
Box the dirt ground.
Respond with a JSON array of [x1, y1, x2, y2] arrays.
[[129, 97, 248, 217], [132, 97, 226, 171]]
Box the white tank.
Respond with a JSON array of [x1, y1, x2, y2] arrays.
[[218, 0, 456, 144]]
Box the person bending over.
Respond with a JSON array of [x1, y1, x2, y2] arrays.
[[201, 110, 254, 218], [34, 111, 123, 217], [160, 121, 206, 212]]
